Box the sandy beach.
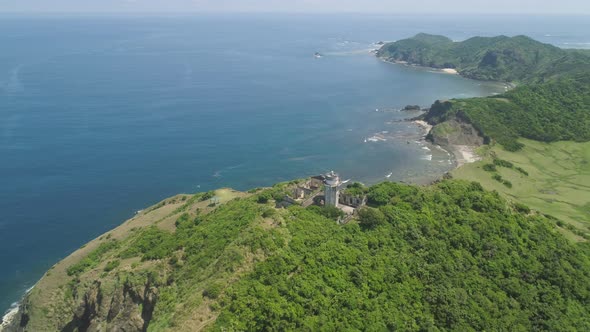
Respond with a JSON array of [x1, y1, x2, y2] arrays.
[[441, 68, 458, 74], [451, 145, 481, 168], [379, 57, 459, 75], [413, 120, 481, 170]]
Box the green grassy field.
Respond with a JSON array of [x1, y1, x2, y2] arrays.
[[453, 139, 590, 241]]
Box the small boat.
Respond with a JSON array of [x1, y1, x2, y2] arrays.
[[386, 173, 393, 178], [314, 52, 323, 58], [364, 138, 367, 143]]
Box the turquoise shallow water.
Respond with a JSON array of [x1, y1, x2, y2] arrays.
[[1, 14, 589, 313]]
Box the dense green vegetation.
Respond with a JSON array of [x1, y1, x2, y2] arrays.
[[424, 75, 590, 151], [52, 180, 590, 330], [378, 33, 590, 82], [66, 239, 119, 276], [379, 34, 590, 151], [213, 181, 590, 331]]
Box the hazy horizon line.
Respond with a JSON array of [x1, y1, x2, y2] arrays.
[[0, 10, 589, 16]]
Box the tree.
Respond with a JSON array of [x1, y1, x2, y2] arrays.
[[358, 207, 386, 228], [257, 191, 272, 204]]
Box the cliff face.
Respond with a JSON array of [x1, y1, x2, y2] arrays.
[[3, 188, 260, 332], [428, 118, 484, 147], [8, 279, 157, 332], [62, 279, 157, 332]]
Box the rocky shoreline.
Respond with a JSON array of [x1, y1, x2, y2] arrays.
[[1, 304, 21, 332], [410, 111, 483, 177]]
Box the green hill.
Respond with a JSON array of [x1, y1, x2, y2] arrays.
[[7, 182, 590, 331], [424, 75, 590, 151], [377, 33, 590, 82]]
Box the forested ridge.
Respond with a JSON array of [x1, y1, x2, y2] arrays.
[[424, 75, 590, 150], [378, 34, 590, 151], [17, 180, 590, 331], [377, 33, 590, 83], [213, 181, 590, 331]]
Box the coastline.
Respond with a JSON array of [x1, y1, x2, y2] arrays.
[[1, 45, 512, 329], [0, 119, 469, 328], [1, 306, 19, 331], [377, 53, 499, 173], [379, 57, 459, 76], [377, 57, 516, 91], [0, 283, 35, 331], [410, 119, 475, 181], [411, 120, 481, 175]]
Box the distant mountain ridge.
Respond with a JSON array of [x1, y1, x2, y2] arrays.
[[377, 33, 590, 82]]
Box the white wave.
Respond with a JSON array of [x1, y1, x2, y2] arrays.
[[366, 135, 386, 142], [421, 155, 432, 161], [1, 306, 20, 329], [421, 146, 431, 151]]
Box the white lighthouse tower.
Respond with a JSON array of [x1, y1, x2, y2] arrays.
[[324, 171, 342, 207]]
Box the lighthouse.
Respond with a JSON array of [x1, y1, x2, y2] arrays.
[[323, 171, 342, 207]]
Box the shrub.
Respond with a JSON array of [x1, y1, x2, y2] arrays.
[[307, 205, 344, 221], [492, 174, 503, 182], [175, 213, 190, 227], [345, 182, 368, 196], [358, 207, 387, 228], [515, 167, 529, 176], [67, 240, 119, 276], [103, 260, 120, 272], [262, 208, 277, 218], [203, 282, 223, 299], [483, 164, 497, 172], [201, 191, 215, 201], [119, 226, 176, 261], [257, 191, 272, 204], [493, 158, 514, 168], [514, 202, 531, 214]]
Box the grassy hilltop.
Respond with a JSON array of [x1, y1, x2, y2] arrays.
[[453, 139, 590, 241], [6, 34, 590, 331]]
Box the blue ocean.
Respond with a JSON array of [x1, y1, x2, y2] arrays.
[[1, 13, 589, 313]]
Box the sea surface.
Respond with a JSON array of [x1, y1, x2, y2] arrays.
[[1, 14, 589, 314]]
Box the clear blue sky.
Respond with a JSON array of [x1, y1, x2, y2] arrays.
[[1, 0, 589, 14]]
